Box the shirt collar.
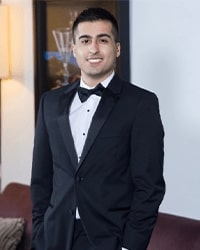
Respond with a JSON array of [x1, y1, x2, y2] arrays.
[[80, 71, 115, 89]]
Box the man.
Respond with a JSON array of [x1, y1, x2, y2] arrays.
[[31, 7, 165, 250]]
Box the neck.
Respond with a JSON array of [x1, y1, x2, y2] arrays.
[[81, 71, 114, 87]]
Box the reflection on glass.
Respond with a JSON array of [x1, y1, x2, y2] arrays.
[[52, 27, 72, 85]]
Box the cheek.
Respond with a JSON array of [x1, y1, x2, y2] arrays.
[[73, 48, 84, 59]]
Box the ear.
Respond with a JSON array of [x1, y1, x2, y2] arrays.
[[72, 44, 76, 58], [116, 43, 121, 58]]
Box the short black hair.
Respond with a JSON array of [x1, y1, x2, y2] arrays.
[[72, 7, 119, 43]]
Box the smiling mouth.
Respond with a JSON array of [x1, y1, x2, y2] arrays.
[[87, 58, 103, 63]]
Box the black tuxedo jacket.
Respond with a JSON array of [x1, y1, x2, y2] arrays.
[[31, 74, 165, 250]]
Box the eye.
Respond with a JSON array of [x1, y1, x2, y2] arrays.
[[99, 38, 109, 44], [80, 38, 90, 44]]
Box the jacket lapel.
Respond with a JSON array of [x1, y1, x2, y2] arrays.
[[78, 75, 122, 169], [57, 82, 79, 171]]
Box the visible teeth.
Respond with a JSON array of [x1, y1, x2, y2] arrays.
[[88, 59, 102, 63]]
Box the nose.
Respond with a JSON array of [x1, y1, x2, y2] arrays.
[[88, 40, 99, 54]]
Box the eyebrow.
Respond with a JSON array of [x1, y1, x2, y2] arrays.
[[78, 33, 112, 40]]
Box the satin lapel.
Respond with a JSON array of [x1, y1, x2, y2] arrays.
[[57, 82, 79, 171], [78, 75, 122, 169]]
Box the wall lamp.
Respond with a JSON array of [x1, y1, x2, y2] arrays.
[[0, 5, 10, 79], [0, 5, 23, 81]]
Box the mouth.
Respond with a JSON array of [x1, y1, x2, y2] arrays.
[[87, 58, 103, 63]]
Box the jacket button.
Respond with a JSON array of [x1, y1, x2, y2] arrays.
[[69, 209, 74, 215], [76, 176, 84, 182]]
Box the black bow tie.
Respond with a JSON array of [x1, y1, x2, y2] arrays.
[[77, 83, 105, 103]]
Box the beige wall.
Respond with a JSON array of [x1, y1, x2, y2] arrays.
[[1, 0, 34, 189], [130, 0, 200, 219]]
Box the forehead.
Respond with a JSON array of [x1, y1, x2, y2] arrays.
[[75, 20, 113, 37]]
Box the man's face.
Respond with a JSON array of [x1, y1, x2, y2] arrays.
[[72, 20, 120, 86]]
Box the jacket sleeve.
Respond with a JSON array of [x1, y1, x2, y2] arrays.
[[122, 93, 165, 250], [30, 93, 53, 248]]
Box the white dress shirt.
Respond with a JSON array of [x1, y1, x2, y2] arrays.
[[69, 72, 113, 161], [69, 72, 128, 250]]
